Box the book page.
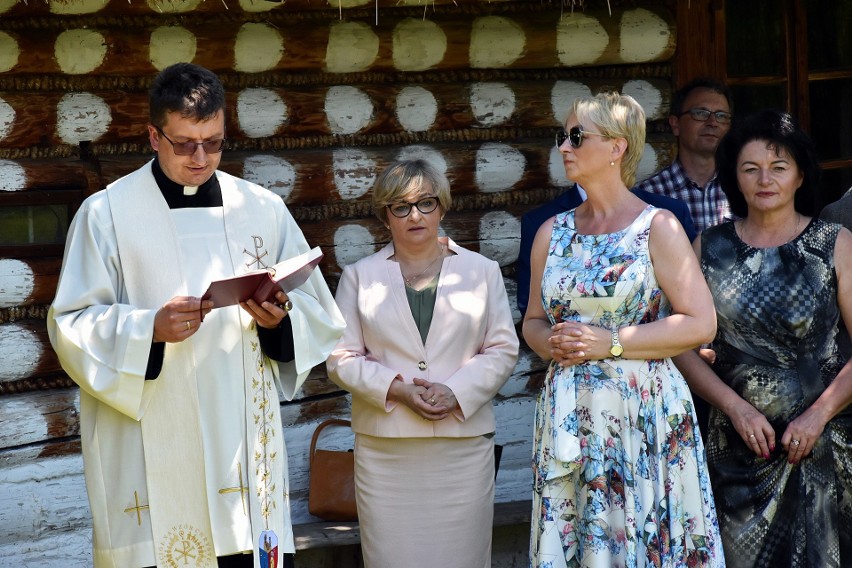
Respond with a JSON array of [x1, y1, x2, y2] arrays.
[[203, 246, 323, 307]]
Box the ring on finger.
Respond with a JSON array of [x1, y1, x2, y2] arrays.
[[792, 439, 800, 447], [748, 433, 755, 439], [186, 321, 192, 331], [430, 397, 436, 405]]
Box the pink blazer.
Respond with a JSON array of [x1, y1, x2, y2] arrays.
[[326, 238, 519, 438]]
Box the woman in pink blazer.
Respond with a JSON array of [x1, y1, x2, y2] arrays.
[[326, 159, 519, 568]]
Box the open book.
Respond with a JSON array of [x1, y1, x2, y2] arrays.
[[203, 246, 323, 308]]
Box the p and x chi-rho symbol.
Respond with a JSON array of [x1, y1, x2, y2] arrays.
[[244, 236, 269, 270]]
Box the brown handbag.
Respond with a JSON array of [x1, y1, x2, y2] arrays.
[[307, 418, 358, 521]]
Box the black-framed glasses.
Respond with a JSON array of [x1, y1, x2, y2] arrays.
[[679, 108, 732, 124], [154, 125, 226, 156], [555, 125, 608, 150], [387, 196, 440, 218]]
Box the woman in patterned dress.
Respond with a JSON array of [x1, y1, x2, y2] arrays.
[[675, 109, 852, 567], [523, 92, 725, 567]]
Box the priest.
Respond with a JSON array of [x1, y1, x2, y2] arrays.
[[47, 63, 345, 568]]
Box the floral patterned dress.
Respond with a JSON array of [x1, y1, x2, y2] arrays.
[[531, 206, 724, 568]]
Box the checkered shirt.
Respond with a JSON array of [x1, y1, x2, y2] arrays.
[[634, 159, 734, 234]]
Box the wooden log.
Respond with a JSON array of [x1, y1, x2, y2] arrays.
[[0, 388, 79, 449], [0, 137, 674, 209], [0, 318, 63, 388], [0, 78, 673, 152], [0, 257, 62, 309], [0, 5, 674, 78], [0, 0, 644, 18], [0, 157, 96, 191], [89, 140, 674, 206], [0, 440, 91, 565]]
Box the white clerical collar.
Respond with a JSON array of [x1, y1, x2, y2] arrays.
[[183, 185, 199, 196]]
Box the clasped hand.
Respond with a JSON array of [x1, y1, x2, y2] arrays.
[[549, 322, 608, 366], [153, 291, 290, 342], [391, 377, 458, 421]]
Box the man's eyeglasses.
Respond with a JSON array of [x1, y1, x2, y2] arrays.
[[679, 108, 732, 125], [387, 196, 440, 218], [154, 125, 226, 156], [555, 126, 608, 150]]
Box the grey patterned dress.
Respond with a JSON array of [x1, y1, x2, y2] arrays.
[[700, 219, 852, 568]]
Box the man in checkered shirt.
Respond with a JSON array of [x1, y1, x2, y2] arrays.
[[635, 78, 735, 234]]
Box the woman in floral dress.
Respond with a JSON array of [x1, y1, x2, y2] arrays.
[[523, 92, 725, 567]]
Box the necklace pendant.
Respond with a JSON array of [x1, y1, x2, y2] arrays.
[[401, 242, 444, 287]]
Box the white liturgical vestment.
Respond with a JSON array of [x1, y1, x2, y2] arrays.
[[47, 163, 345, 568]]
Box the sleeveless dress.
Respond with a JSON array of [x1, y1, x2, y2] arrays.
[[701, 219, 852, 568], [531, 206, 724, 568]]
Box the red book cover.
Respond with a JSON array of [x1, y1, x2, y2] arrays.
[[202, 246, 323, 308]]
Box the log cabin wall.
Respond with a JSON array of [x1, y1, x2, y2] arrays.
[[0, 0, 678, 564]]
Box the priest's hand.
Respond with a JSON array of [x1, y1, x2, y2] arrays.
[[241, 290, 291, 329], [153, 296, 213, 343]]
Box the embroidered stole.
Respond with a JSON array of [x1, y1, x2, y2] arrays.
[[107, 165, 289, 568]]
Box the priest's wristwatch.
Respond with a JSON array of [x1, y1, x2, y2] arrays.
[[609, 329, 624, 358]]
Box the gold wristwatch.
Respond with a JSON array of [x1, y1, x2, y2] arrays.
[[609, 329, 624, 358]]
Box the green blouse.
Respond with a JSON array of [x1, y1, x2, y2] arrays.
[[404, 273, 439, 344]]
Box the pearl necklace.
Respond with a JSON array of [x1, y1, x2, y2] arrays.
[[402, 243, 444, 287]]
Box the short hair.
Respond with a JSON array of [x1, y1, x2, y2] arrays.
[[571, 92, 646, 188], [670, 77, 733, 116], [372, 160, 452, 225], [715, 109, 820, 218], [149, 63, 226, 128]]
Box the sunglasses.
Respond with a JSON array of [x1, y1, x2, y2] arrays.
[[678, 108, 732, 125], [154, 125, 226, 156], [387, 196, 440, 218], [555, 125, 608, 149]]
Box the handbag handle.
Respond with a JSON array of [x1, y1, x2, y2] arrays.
[[309, 418, 352, 467]]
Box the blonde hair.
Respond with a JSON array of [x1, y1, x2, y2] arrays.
[[571, 92, 646, 188], [372, 160, 452, 224]]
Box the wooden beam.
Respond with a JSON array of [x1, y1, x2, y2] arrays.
[[0, 77, 674, 154]]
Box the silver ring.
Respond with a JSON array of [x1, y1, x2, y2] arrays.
[[748, 433, 755, 439], [186, 321, 192, 331], [792, 439, 800, 447], [430, 397, 436, 405]]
